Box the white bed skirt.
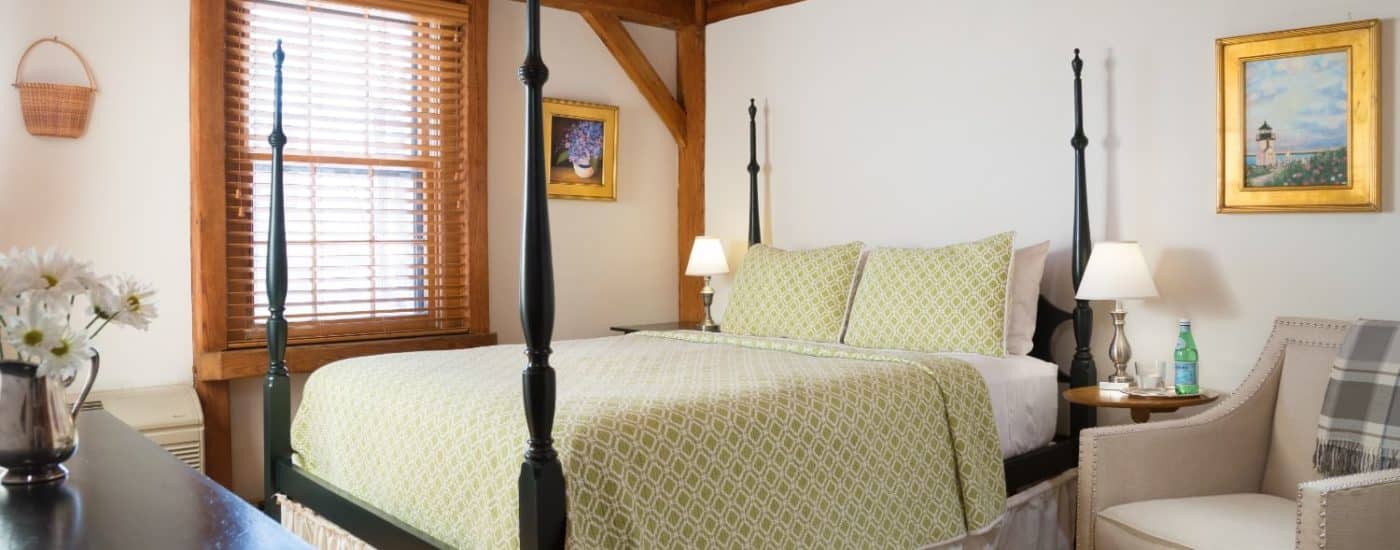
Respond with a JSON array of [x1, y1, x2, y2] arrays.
[[928, 468, 1078, 550], [278, 495, 374, 550], [279, 468, 1077, 550]]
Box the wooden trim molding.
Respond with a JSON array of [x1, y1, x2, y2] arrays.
[[509, 0, 696, 28], [464, 0, 491, 333], [190, 0, 227, 360], [512, 0, 806, 28], [193, 380, 232, 487], [345, 0, 472, 19], [190, 0, 231, 487], [196, 332, 498, 382], [581, 10, 687, 146], [706, 0, 806, 24]]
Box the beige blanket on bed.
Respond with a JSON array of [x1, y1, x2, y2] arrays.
[[291, 331, 1005, 548]]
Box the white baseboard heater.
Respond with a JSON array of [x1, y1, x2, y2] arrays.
[[81, 385, 205, 472]]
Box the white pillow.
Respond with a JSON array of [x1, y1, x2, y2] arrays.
[[1005, 241, 1050, 355]]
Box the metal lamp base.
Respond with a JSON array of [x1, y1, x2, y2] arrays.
[[1107, 301, 1135, 386], [699, 276, 720, 333]]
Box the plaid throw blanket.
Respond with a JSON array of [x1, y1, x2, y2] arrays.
[[1314, 319, 1400, 476]]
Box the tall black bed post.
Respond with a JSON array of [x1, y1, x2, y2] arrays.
[[517, 0, 567, 548], [1069, 49, 1097, 433], [747, 99, 761, 247], [262, 40, 292, 519]]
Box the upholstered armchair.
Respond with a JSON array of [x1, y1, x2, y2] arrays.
[[1077, 317, 1400, 549]]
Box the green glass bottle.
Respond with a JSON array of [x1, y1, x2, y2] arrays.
[[1174, 319, 1199, 395]]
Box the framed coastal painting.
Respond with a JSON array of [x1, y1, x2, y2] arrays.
[[1217, 20, 1379, 212], [543, 98, 619, 201]]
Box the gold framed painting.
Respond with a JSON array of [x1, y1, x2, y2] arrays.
[[1217, 20, 1380, 213], [543, 98, 619, 201]]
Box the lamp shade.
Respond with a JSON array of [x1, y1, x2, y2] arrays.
[[685, 237, 729, 276], [1075, 242, 1159, 300]]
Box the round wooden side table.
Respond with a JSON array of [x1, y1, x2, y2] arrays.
[[1063, 386, 1219, 423]]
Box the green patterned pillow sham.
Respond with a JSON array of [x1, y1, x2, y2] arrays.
[[843, 232, 1015, 356], [721, 242, 864, 342]]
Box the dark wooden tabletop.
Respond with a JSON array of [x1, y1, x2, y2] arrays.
[[0, 410, 308, 549], [609, 321, 709, 334]]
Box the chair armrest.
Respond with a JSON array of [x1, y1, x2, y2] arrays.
[[1077, 387, 1275, 548], [1296, 468, 1400, 550]]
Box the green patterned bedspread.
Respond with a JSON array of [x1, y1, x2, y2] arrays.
[[291, 331, 1005, 548]]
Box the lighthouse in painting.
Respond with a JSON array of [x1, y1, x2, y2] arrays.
[[1256, 121, 1277, 167]]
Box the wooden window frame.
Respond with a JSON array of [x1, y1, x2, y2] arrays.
[[190, 0, 491, 486]]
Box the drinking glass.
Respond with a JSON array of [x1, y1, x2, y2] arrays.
[[1134, 361, 1164, 390]]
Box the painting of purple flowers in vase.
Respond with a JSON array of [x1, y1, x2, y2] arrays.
[[543, 99, 618, 200], [556, 119, 604, 180]]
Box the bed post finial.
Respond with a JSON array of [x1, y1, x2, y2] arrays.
[[747, 99, 761, 247], [1068, 48, 1096, 433], [262, 38, 292, 520], [517, 0, 567, 548]]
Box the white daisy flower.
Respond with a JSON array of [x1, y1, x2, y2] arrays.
[[0, 253, 41, 311], [91, 275, 158, 331], [75, 268, 107, 294], [0, 248, 154, 373], [4, 303, 62, 364], [87, 276, 123, 320], [11, 248, 92, 310], [41, 328, 94, 379]]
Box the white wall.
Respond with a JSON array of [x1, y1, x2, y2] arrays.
[[0, 0, 192, 391], [1, 0, 679, 499], [705, 0, 1399, 422]]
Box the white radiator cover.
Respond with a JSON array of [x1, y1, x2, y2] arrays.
[[81, 385, 205, 472]]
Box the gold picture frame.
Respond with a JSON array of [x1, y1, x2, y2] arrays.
[[1217, 20, 1380, 213], [543, 98, 619, 201]]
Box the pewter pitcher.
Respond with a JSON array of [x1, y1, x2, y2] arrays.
[[0, 351, 98, 485]]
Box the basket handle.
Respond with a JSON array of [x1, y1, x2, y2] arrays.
[[13, 36, 98, 92]]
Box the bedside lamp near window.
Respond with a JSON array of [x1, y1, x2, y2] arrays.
[[1075, 241, 1159, 387], [685, 237, 729, 332]]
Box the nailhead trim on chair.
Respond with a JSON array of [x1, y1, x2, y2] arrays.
[[1319, 502, 1325, 549], [1282, 339, 1344, 349], [1296, 485, 1306, 549], [1296, 468, 1400, 549], [1285, 337, 1347, 550], [1079, 318, 1351, 549]]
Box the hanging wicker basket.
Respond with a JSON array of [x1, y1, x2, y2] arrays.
[[13, 37, 98, 138]]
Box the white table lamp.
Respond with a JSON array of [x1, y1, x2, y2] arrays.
[[685, 237, 729, 331], [1075, 242, 1159, 385]]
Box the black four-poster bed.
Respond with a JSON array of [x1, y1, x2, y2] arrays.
[[257, 2, 1099, 547]]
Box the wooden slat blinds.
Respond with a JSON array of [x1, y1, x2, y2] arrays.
[[224, 0, 470, 346]]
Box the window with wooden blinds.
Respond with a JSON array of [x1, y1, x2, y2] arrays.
[[223, 0, 472, 346]]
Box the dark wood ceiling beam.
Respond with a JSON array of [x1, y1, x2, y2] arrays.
[[509, 0, 696, 28], [706, 0, 805, 24], [581, 10, 687, 145]]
